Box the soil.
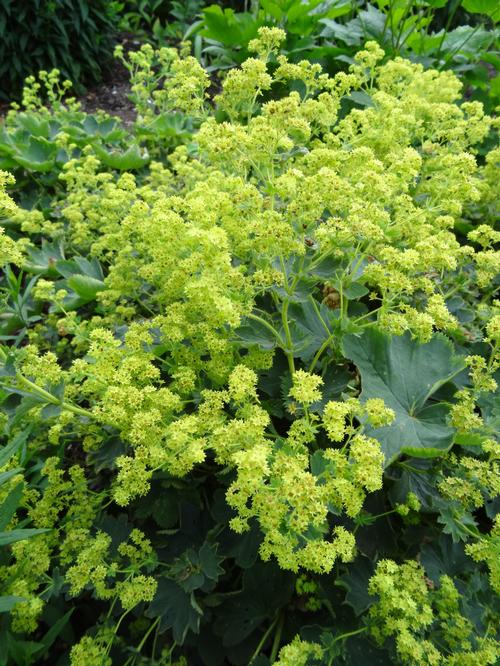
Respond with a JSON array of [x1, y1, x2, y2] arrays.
[[78, 57, 136, 126], [76, 34, 140, 126]]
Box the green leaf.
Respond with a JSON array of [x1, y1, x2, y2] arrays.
[[4, 632, 43, 665], [389, 459, 440, 511], [14, 137, 57, 172], [343, 282, 369, 299], [147, 578, 202, 644], [198, 542, 224, 582], [343, 330, 463, 464], [15, 113, 50, 137], [235, 316, 278, 350], [435, 25, 493, 58], [287, 300, 339, 362], [462, 0, 499, 18], [0, 595, 23, 613], [56, 256, 104, 281], [215, 562, 294, 646], [67, 274, 106, 300], [345, 636, 393, 665], [136, 113, 192, 144], [201, 5, 261, 46], [336, 555, 374, 616], [93, 144, 149, 171], [0, 468, 23, 488], [0, 528, 49, 547], [0, 432, 26, 468], [170, 550, 205, 593], [0, 482, 23, 531], [437, 506, 478, 543], [420, 535, 472, 583], [347, 91, 375, 108], [82, 115, 124, 140], [32, 609, 74, 656], [225, 529, 261, 569], [24, 240, 64, 276]]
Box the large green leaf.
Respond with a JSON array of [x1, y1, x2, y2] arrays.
[[201, 6, 261, 46], [146, 578, 202, 644], [93, 144, 149, 171], [24, 240, 64, 276], [66, 274, 106, 300], [14, 137, 57, 172], [214, 562, 294, 646], [420, 535, 472, 583], [343, 329, 464, 465], [462, 0, 499, 18], [336, 555, 374, 616], [235, 315, 279, 350]]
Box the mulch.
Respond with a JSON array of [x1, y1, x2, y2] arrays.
[[77, 56, 136, 126]]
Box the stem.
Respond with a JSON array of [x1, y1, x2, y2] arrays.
[[394, 0, 416, 52], [137, 617, 160, 654], [105, 608, 132, 657], [309, 331, 336, 373], [0, 347, 93, 418], [418, 5, 433, 55], [249, 614, 280, 664], [278, 255, 292, 293], [371, 508, 398, 520], [389, 0, 396, 51], [281, 299, 295, 374], [151, 624, 160, 661], [15, 374, 93, 418], [246, 312, 284, 345], [308, 295, 331, 336], [352, 306, 382, 326], [333, 626, 368, 643], [269, 612, 285, 664], [397, 461, 427, 474], [442, 279, 470, 299], [435, 0, 462, 61], [460, 521, 482, 540]]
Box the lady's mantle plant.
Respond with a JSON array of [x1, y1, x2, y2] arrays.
[[0, 28, 499, 665]]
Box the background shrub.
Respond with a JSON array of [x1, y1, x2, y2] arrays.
[[0, 0, 120, 100]]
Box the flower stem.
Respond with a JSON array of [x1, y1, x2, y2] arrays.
[[249, 614, 280, 664], [269, 612, 285, 663]]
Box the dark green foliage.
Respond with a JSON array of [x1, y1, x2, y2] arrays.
[[119, 0, 205, 41], [0, 0, 120, 100]]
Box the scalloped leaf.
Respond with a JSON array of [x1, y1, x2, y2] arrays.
[[344, 329, 464, 465]]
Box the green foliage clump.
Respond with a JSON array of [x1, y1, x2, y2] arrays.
[[0, 0, 120, 100], [191, 0, 500, 110], [0, 27, 499, 665]]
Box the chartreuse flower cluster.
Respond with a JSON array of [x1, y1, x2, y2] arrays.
[[0, 25, 498, 666], [190, 366, 390, 573], [367, 560, 499, 665], [114, 41, 209, 121], [0, 171, 25, 265]]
